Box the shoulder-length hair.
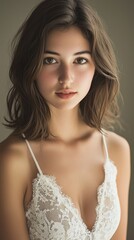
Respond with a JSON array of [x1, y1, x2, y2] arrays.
[[4, 0, 120, 140]]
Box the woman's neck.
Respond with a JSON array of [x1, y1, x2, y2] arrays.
[[48, 107, 90, 143]]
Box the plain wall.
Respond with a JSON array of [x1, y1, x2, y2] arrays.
[[0, 0, 133, 239]]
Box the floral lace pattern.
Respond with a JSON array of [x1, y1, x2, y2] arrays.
[[25, 160, 121, 240]]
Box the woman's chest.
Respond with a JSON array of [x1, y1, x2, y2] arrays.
[[26, 141, 105, 229], [25, 161, 120, 237], [35, 139, 104, 180]]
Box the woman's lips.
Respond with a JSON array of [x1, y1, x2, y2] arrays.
[[55, 92, 77, 99]]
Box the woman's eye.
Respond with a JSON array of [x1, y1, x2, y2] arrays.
[[43, 57, 57, 65], [75, 58, 88, 64]]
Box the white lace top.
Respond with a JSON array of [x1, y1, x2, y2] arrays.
[[23, 133, 121, 240]]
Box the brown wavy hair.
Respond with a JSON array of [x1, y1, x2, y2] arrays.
[[4, 0, 120, 140]]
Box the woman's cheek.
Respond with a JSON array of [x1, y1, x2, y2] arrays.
[[37, 70, 58, 88], [75, 69, 94, 84]]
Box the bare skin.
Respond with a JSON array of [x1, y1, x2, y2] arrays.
[[0, 129, 130, 240], [0, 27, 131, 240]]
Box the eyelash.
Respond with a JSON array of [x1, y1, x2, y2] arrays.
[[43, 57, 57, 65], [74, 57, 88, 64], [43, 57, 88, 65]]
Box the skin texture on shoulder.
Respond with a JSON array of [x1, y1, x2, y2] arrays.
[[0, 135, 30, 240], [106, 131, 131, 240]]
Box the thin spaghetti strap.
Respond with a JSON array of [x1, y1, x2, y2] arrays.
[[102, 133, 109, 161], [22, 133, 43, 176]]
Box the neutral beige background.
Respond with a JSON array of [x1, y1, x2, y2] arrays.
[[0, 0, 133, 239]]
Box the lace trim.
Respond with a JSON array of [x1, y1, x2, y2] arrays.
[[25, 160, 117, 235]]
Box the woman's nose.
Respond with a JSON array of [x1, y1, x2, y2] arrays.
[[58, 64, 74, 87]]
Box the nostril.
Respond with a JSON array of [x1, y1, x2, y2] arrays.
[[59, 66, 74, 84], [59, 80, 63, 84]]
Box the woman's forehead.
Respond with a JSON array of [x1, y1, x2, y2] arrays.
[[45, 26, 91, 53]]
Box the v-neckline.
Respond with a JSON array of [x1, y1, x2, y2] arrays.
[[30, 160, 109, 234]]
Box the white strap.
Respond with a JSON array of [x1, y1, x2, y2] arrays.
[[102, 133, 109, 160], [22, 133, 43, 175]]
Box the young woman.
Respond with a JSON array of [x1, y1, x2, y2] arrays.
[[0, 0, 130, 239]]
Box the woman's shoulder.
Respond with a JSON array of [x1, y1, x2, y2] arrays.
[[0, 133, 32, 186], [105, 130, 130, 154], [0, 133, 27, 163], [105, 130, 130, 171]]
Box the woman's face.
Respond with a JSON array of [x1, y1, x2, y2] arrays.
[[36, 26, 95, 111]]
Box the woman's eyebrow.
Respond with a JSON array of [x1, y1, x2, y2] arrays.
[[44, 50, 91, 56], [74, 51, 91, 55]]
